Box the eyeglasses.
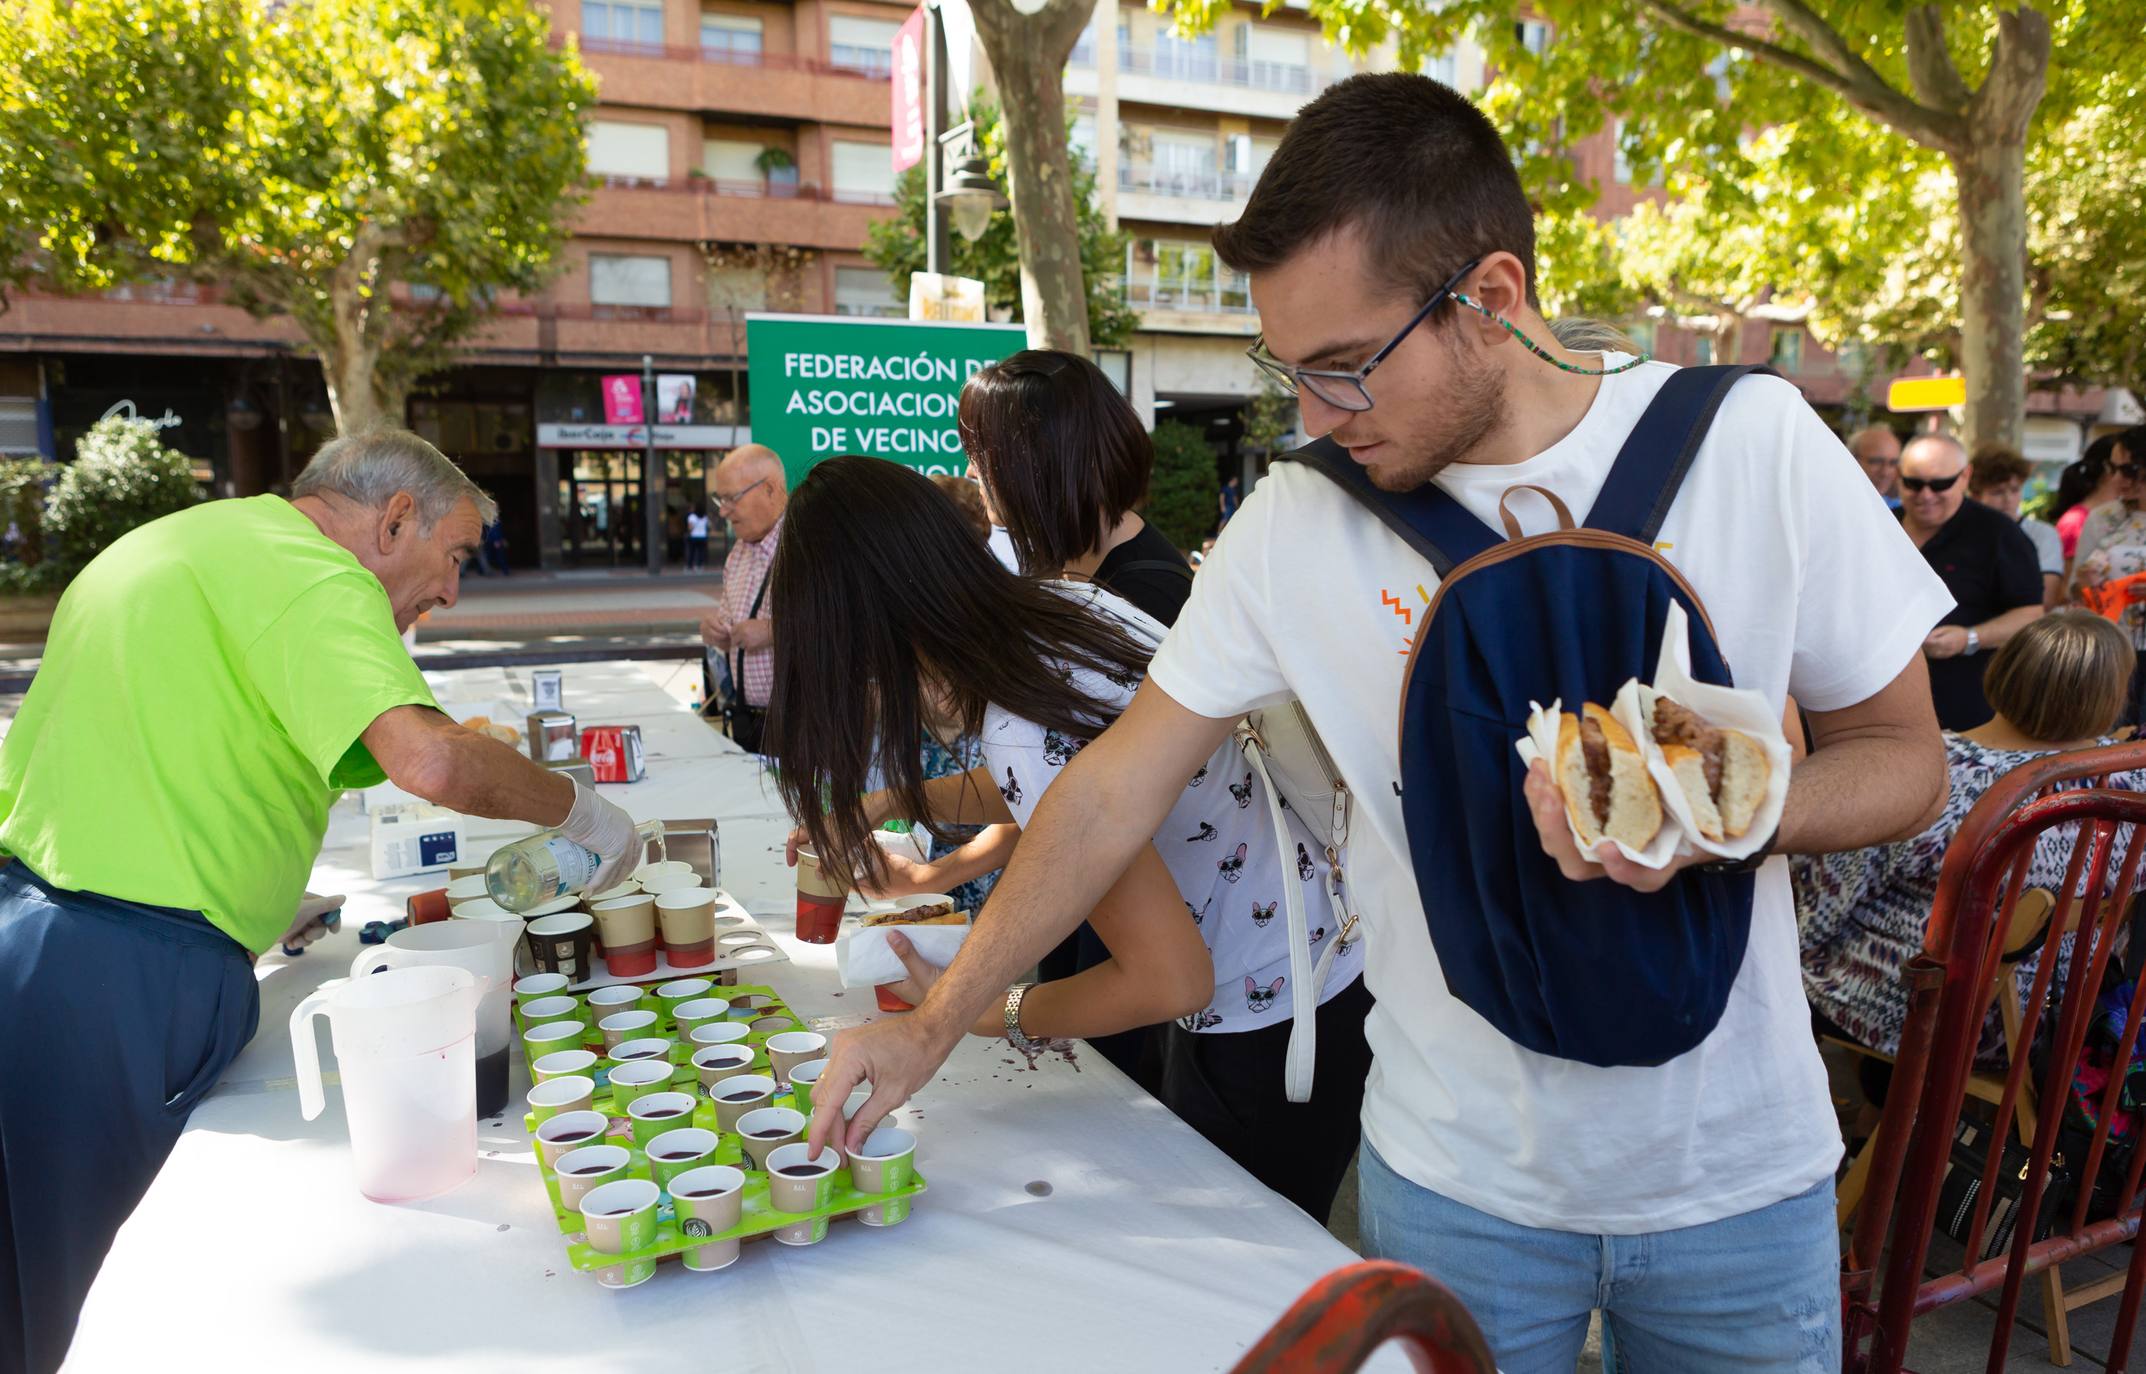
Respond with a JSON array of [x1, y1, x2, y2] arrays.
[[1899, 473, 1963, 494], [1247, 259, 1482, 412], [2112, 462, 2141, 478], [713, 476, 768, 509]]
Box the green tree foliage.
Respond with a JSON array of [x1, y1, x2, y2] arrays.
[[1237, 382, 1297, 466], [865, 96, 1139, 350], [1144, 421, 1222, 552], [0, 0, 596, 434], [44, 417, 201, 574], [1160, 0, 2138, 447]]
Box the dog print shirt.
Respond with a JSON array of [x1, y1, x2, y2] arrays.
[[978, 582, 1364, 1034]]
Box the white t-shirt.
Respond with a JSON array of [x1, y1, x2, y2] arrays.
[[2020, 514, 2063, 578], [1147, 358, 1955, 1232], [986, 525, 1021, 573], [687, 511, 710, 538], [980, 582, 1365, 1032]]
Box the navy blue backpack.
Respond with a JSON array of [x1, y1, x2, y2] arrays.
[[1286, 365, 1768, 1067]]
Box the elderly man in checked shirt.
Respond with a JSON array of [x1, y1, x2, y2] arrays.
[[699, 444, 788, 754]]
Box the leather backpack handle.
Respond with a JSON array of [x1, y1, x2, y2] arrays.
[[1497, 485, 1577, 541]]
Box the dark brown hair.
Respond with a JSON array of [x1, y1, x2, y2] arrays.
[[1967, 442, 2031, 494], [762, 456, 1154, 884], [1212, 72, 1536, 308], [929, 473, 991, 542], [958, 350, 1151, 575], [1983, 610, 2134, 742]]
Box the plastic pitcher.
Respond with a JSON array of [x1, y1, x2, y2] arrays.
[[291, 965, 486, 1203], [352, 921, 519, 1118]]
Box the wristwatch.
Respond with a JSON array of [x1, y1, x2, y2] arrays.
[[1003, 982, 1039, 1051], [1965, 627, 1981, 655], [1698, 828, 1780, 875]]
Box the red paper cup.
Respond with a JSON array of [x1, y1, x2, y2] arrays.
[[794, 893, 842, 945], [875, 985, 913, 1013]]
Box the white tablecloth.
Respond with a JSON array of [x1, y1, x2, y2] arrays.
[[68, 660, 1395, 1372]]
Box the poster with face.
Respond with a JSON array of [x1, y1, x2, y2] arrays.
[[657, 374, 696, 424]]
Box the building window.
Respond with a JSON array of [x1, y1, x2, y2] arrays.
[[590, 254, 673, 312], [700, 13, 762, 63], [1769, 326, 1804, 374], [583, 0, 665, 52], [1426, 52, 1457, 87], [1125, 237, 1252, 314], [587, 120, 671, 185], [1693, 336, 1716, 366], [1152, 28, 1218, 82], [1071, 19, 1096, 67], [831, 140, 895, 204], [834, 267, 902, 317], [1244, 28, 1310, 92], [706, 266, 767, 314], [1516, 20, 1550, 53], [1623, 320, 1656, 355], [1611, 119, 1632, 185], [828, 15, 900, 77], [1070, 112, 1098, 167]]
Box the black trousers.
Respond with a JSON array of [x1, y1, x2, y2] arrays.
[[1155, 973, 1375, 1223]]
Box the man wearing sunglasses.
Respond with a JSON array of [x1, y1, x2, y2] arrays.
[[806, 73, 1954, 1371], [1899, 432, 2045, 728]]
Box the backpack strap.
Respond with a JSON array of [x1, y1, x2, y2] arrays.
[[1104, 558, 1195, 586], [1279, 438, 1502, 577], [1586, 364, 1774, 544]]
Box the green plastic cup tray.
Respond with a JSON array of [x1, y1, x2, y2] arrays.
[[517, 982, 805, 1087], [522, 987, 926, 1276]]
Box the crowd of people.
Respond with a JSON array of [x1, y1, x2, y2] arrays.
[[8, 63, 2146, 1374]]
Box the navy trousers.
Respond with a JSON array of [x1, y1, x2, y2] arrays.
[[0, 864, 258, 1373]]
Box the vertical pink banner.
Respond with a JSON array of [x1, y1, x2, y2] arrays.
[[890, 7, 927, 174], [601, 374, 644, 425]]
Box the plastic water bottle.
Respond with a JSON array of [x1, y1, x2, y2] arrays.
[[485, 820, 667, 913]]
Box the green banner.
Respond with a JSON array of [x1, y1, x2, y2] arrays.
[[745, 313, 1029, 484]]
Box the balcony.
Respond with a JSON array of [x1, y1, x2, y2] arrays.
[[1116, 163, 1252, 227], [564, 34, 891, 126], [1119, 269, 1259, 334], [576, 179, 895, 248], [1106, 43, 1341, 119]]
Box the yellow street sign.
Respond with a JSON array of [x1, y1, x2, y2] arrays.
[[1887, 374, 1967, 412]]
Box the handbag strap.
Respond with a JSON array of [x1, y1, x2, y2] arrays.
[[1239, 729, 1319, 1103]]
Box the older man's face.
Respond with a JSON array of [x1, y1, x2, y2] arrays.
[[1900, 438, 1969, 530], [715, 459, 786, 543], [1854, 430, 1902, 496], [378, 494, 482, 631]]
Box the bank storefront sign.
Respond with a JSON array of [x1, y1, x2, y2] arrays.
[[745, 314, 1027, 482]]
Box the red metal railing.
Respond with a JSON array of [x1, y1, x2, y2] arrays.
[[566, 33, 892, 81], [1845, 741, 2146, 1373]]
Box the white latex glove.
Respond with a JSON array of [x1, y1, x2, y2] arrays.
[[559, 779, 640, 894], [278, 891, 345, 952]]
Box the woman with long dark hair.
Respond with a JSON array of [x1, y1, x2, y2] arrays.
[[765, 456, 1371, 1220]]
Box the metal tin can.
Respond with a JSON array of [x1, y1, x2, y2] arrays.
[[580, 724, 646, 784], [527, 710, 578, 764]]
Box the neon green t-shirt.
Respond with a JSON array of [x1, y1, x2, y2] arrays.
[[0, 495, 439, 952]]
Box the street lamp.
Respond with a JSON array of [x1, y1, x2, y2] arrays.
[[936, 146, 1007, 243]]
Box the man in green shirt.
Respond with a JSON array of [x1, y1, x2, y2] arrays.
[[0, 428, 642, 1373]]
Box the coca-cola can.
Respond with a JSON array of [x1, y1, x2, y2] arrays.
[[580, 724, 646, 784]]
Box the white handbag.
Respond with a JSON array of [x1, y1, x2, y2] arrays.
[[1237, 703, 1360, 1103]]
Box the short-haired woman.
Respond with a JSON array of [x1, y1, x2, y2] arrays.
[[960, 350, 1195, 626], [1796, 611, 2145, 1061]]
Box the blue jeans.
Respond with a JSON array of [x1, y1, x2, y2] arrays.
[[0, 865, 259, 1373], [1358, 1141, 1840, 1373]]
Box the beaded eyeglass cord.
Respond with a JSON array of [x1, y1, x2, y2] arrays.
[[1449, 293, 1653, 376]]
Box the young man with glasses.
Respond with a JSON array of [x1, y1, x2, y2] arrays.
[[805, 73, 1953, 1371], [697, 444, 787, 751], [1898, 432, 2045, 729]]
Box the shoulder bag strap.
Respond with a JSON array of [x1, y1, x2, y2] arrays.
[[731, 567, 772, 707], [1586, 364, 1774, 544], [1279, 438, 1503, 577], [1239, 727, 1322, 1103]]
